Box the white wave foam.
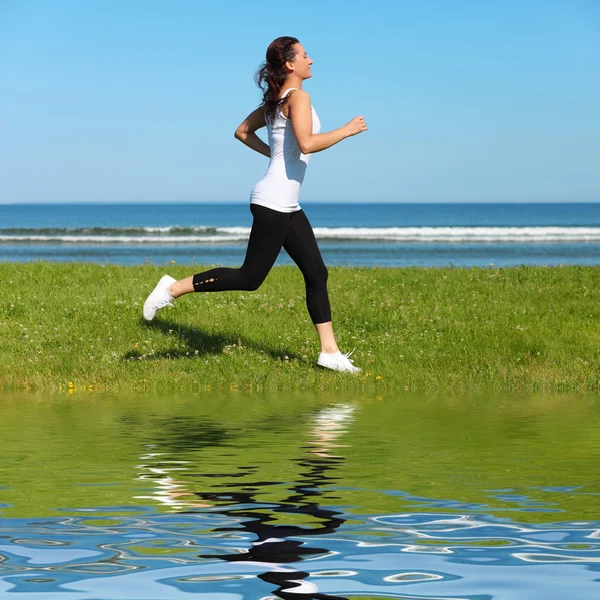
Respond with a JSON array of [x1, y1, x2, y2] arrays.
[[310, 227, 600, 242], [0, 235, 249, 244], [140, 226, 250, 234], [2, 227, 600, 243]]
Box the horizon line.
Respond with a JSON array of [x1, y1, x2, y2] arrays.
[[1, 200, 599, 206]]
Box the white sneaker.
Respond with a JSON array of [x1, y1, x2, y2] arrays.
[[316, 348, 362, 373], [143, 275, 176, 321]]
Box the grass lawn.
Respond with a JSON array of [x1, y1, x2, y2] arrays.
[[1, 262, 599, 393]]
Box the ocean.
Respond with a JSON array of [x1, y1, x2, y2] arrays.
[[2, 202, 600, 268]]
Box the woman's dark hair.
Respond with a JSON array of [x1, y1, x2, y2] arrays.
[[255, 36, 300, 123]]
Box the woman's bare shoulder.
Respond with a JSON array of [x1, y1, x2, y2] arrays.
[[287, 89, 310, 102]]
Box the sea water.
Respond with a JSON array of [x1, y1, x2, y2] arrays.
[[2, 202, 600, 267]]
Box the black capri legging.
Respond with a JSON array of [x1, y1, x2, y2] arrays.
[[191, 203, 332, 324]]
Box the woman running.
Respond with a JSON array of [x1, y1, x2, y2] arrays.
[[143, 36, 367, 373]]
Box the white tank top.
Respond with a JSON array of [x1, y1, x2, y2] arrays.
[[249, 88, 321, 213]]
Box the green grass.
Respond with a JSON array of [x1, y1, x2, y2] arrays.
[[1, 262, 600, 392], [2, 391, 599, 522]]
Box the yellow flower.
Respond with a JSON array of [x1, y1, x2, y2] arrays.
[[375, 375, 382, 380], [68, 381, 74, 388]]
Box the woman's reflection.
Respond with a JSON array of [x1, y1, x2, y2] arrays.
[[135, 404, 356, 599]]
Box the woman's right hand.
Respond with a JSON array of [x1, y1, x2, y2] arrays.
[[344, 116, 368, 137]]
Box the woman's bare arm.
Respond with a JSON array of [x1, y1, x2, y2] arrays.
[[234, 108, 270, 157], [288, 90, 367, 154]]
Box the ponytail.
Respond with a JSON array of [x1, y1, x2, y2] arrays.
[[255, 36, 299, 123]]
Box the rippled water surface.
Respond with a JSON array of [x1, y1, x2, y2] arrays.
[[0, 392, 598, 599]]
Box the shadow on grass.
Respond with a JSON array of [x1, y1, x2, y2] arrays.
[[122, 317, 303, 362]]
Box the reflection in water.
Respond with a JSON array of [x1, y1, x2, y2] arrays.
[[135, 404, 356, 599], [135, 453, 213, 510], [1, 392, 600, 599]]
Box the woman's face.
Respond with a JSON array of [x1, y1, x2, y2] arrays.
[[288, 43, 313, 79]]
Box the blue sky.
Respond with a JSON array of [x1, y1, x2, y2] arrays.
[[1, 0, 599, 204]]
